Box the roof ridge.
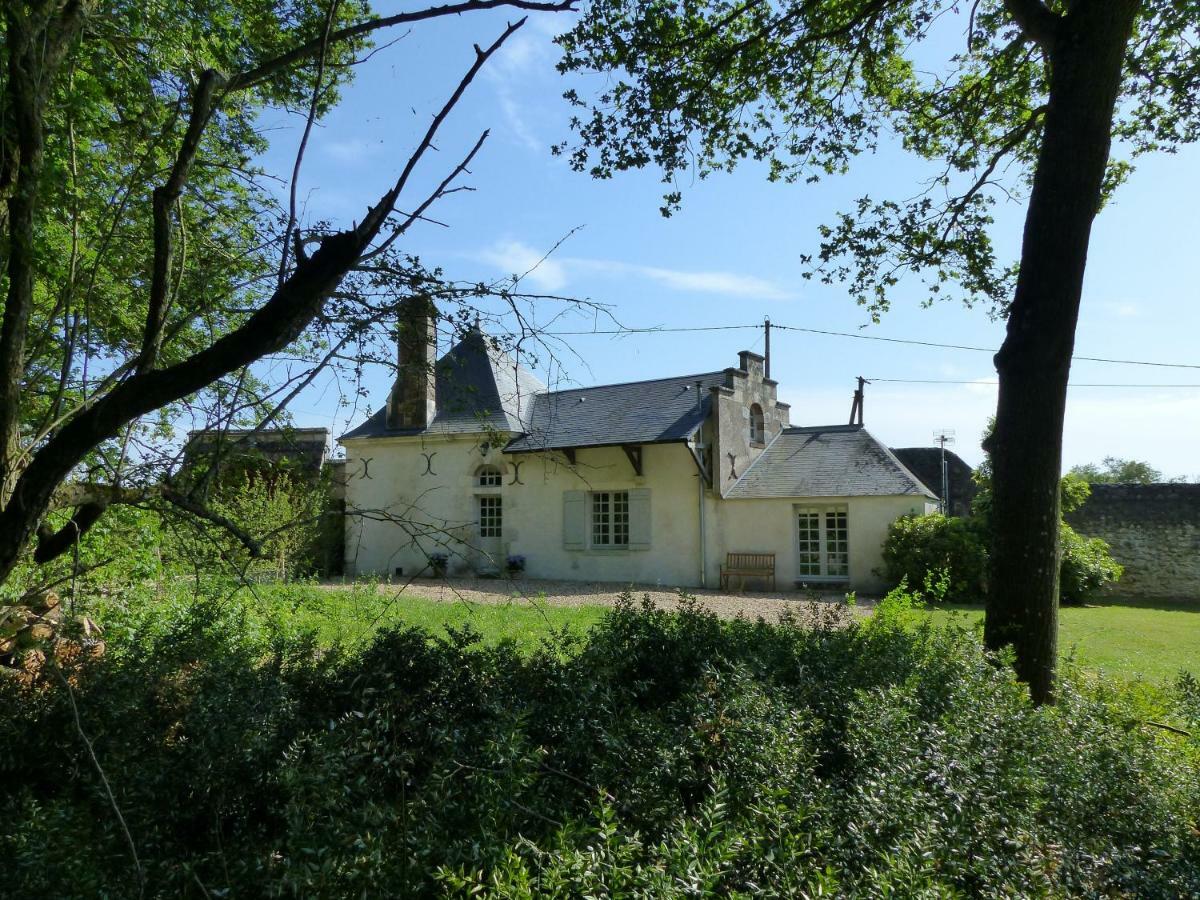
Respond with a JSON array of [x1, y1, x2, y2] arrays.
[[540, 370, 725, 397], [784, 423, 864, 433]]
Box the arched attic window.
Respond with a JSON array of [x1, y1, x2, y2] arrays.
[[477, 465, 503, 487], [749, 404, 766, 445]]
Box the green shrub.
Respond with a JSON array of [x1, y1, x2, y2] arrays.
[[880, 513, 989, 602], [883, 513, 1122, 606], [1060, 523, 1124, 605], [1, 586, 1195, 897]]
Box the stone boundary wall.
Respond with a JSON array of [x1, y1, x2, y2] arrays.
[[1065, 484, 1200, 602]]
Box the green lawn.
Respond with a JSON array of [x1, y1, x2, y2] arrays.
[[260, 584, 1196, 683], [274, 584, 608, 653], [918, 598, 1199, 683]]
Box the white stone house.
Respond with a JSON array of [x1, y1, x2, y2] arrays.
[[340, 302, 936, 592]]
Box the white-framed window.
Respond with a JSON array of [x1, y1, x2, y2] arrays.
[[478, 495, 502, 537], [795, 505, 849, 579], [477, 465, 502, 487], [749, 403, 765, 444], [563, 489, 649, 551], [591, 491, 629, 547]]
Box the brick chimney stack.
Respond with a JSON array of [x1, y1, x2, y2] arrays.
[[386, 295, 437, 429]]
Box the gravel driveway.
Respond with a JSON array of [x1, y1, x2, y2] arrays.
[[332, 576, 866, 624]]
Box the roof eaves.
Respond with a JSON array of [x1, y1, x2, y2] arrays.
[[504, 436, 692, 455]]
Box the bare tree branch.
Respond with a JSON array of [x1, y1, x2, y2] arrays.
[[139, 69, 224, 373], [0, 19, 527, 581], [279, 0, 341, 288], [226, 0, 576, 93]]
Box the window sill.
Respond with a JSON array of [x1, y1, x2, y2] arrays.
[[568, 546, 649, 554]]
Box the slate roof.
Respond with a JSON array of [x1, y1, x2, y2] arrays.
[[183, 427, 330, 473], [504, 371, 728, 453], [890, 447, 977, 516], [724, 425, 937, 499], [340, 329, 545, 440]]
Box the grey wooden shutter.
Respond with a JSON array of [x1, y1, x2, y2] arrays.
[[628, 488, 651, 550], [563, 491, 586, 549]]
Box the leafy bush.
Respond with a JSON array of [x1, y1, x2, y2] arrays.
[[881, 513, 989, 602], [883, 509, 1122, 606], [1060, 524, 1124, 605], [1, 586, 1195, 897]]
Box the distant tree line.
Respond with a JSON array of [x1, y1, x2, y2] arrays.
[[1068, 458, 1193, 485]]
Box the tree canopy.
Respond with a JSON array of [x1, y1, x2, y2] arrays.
[[1069, 457, 1183, 484], [554, 0, 1200, 702], [556, 0, 1198, 316], [0, 0, 578, 588]]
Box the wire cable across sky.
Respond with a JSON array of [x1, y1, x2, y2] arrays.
[[546, 322, 1200, 371], [867, 378, 1200, 389]]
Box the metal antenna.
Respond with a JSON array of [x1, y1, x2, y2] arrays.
[[933, 429, 956, 514]]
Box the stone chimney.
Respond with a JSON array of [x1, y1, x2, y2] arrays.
[[737, 350, 765, 380], [386, 295, 437, 429]]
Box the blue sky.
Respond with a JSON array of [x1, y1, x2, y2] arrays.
[[258, 6, 1200, 478]]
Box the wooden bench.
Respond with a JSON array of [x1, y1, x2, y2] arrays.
[[720, 552, 776, 591]]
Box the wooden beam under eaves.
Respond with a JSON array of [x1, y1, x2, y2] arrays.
[[688, 445, 712, 488], [622, 444, 643, 476]]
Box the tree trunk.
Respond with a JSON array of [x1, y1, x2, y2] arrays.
[[986, 0, 1140, 704]]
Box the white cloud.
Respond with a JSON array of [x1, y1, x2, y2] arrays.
[[1099, 300, 1142, 318], [321, 137, 382, 165], [479, 239, 569, 292], [567, 257, 797, 301], [496, 87, 541, 153], [636, 264, 796, 300], [963, 377, 999, 396], [489, 30, 546, 80], [475, 241, 798, 301]]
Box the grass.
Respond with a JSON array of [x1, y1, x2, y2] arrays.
[[266, 582, 609, 653], [919, 598, 1199, 683], [228, 582, 1197, 683]]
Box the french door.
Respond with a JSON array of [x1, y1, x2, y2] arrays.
[[795, 506, 849, 580]]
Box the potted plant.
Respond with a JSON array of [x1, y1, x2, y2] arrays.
[[427, 553, 449, 577], [505, 554, 526, 576]]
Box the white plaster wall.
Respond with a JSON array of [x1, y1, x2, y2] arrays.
[[343, 432, 932, 593], [508, 444, 704, 586], [342, 433, 509, 577], [342, 437, 708, 586], [709, 495, 935, 594]]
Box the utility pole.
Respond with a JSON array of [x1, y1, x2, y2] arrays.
[[933, 429, 956, 515], [764, 316, 771, 379], [848, 376, 868, 426]]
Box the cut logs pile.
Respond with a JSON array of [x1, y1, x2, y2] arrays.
[[0, 591, 105, 681]]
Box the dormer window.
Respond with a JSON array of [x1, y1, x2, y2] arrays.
[[749, 403, 765, 445], [477, 465, 502, 487]]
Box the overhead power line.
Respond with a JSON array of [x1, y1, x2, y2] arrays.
[[546, 322, 1200, 371], [867, 378, 1200, 388]]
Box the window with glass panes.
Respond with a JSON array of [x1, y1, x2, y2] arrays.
[[477, 466, 502, 487], [795, 506, 849, 578], [591, 491, 629, 547], [478, 495, 502, 537]]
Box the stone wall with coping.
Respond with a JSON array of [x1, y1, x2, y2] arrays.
[[1065, 483, 1200, 602]]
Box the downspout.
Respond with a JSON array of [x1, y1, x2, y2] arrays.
[[695, 380, 707, 588]]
